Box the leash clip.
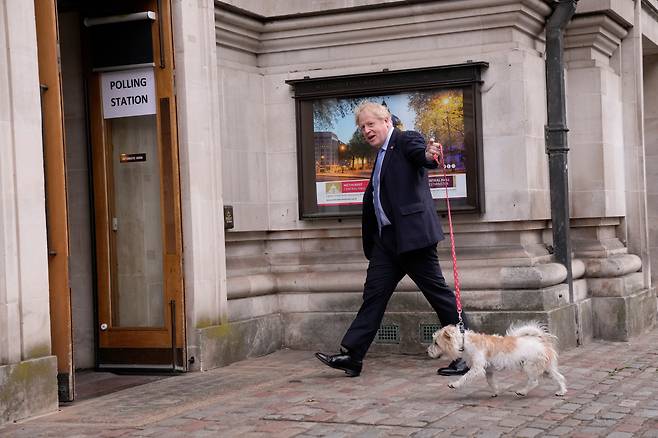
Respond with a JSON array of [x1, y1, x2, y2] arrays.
[[457, 318, 465, 352]]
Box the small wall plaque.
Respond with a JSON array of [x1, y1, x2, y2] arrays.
[[119, 153, 146, 163], [223, 205, 234, 229]]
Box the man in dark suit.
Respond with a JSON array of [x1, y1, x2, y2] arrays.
[[315, 101, 468, 377]]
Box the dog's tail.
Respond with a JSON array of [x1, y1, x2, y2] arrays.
[[506, 321, 557, 344]]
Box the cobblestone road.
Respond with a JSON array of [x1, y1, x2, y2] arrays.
[[2, 327, 658, 437]]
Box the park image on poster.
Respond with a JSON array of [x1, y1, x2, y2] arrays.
[[313, 90, 468, 207]]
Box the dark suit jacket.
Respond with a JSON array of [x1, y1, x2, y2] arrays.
[[362, 129, 444, 259]]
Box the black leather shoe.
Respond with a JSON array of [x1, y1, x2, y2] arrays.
[[315, 349, 362, 377], [437, 358, 469, 376]]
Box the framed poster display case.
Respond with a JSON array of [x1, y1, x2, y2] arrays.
[[287, 62, 488, 219]]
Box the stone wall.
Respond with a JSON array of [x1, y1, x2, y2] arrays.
[[205, 0, 657, 369]]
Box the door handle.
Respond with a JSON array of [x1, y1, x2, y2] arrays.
[[112, 217, 118, 231]]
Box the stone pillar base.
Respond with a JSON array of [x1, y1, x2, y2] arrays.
[[197, 314, 282, 371], [281, 282, 586, 355], [282, 304, 581, 357], [583, 255, 657, 341], [0, 356, 58, 426], [592, 288, 657, 340]]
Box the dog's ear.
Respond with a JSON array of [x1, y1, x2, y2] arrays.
[[442, 330, 452, 340]]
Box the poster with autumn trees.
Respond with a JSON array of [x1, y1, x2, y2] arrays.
[[312, 89, 468, 206]]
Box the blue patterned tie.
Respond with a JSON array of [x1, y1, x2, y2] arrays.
[[373, 147, 389, 232]]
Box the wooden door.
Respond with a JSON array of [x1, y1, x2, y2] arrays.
[[35, 0, 75, 400], [86, 0, 185, 370]]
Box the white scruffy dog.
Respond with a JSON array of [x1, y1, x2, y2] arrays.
[[427, 322, 567, 397]]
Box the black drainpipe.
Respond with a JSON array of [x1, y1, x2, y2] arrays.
[[545, 0, 578, 304]]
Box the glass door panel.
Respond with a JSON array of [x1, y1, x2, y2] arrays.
[[110, 115, 164, 328]]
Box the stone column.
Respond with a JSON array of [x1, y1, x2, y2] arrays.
[[644, 53, 658, 285], [620, 1, 651, 286], [565, 14, 627, 221], [565, 14, 630, 261], [171, 0, 228, 370], [565, 6, 656, 340], [0, 0, 57, 425]]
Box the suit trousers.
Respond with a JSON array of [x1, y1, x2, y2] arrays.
[[341, 225, 464, 361]]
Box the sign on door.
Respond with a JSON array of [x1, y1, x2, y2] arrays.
[[101, 67, 156, 119]]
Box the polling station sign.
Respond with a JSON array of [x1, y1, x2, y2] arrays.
[[101, 67, 156, 119]]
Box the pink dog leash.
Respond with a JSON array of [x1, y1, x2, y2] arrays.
[[433, 141, 465, 350]]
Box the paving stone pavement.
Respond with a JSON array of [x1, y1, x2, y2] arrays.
[[2, 326, 658, 437]]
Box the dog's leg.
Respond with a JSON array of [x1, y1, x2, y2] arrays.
[[547, 360, 567, 396], [449, 364, 485, 390], [516, 364, 540, 397], [485, 367, 498, 397], [516, 378, 538, 397]]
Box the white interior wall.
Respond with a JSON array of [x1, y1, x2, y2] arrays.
[[59, 11, 95, 370]]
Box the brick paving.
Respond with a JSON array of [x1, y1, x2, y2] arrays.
[[2, 326, 658, 437]]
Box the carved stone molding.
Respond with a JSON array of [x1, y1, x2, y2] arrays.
[[216, 0, 552, 54], [227, 262, 569, 299], [566, 14, 628, 63], [215, 8, 261, 53]]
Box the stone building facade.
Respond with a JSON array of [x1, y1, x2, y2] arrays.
[[1, 0, 657, 425]]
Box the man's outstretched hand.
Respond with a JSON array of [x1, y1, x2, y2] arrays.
[[426, 137, 442, 162]]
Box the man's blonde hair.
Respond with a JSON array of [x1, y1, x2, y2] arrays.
[[354, 101, 391, 126]]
